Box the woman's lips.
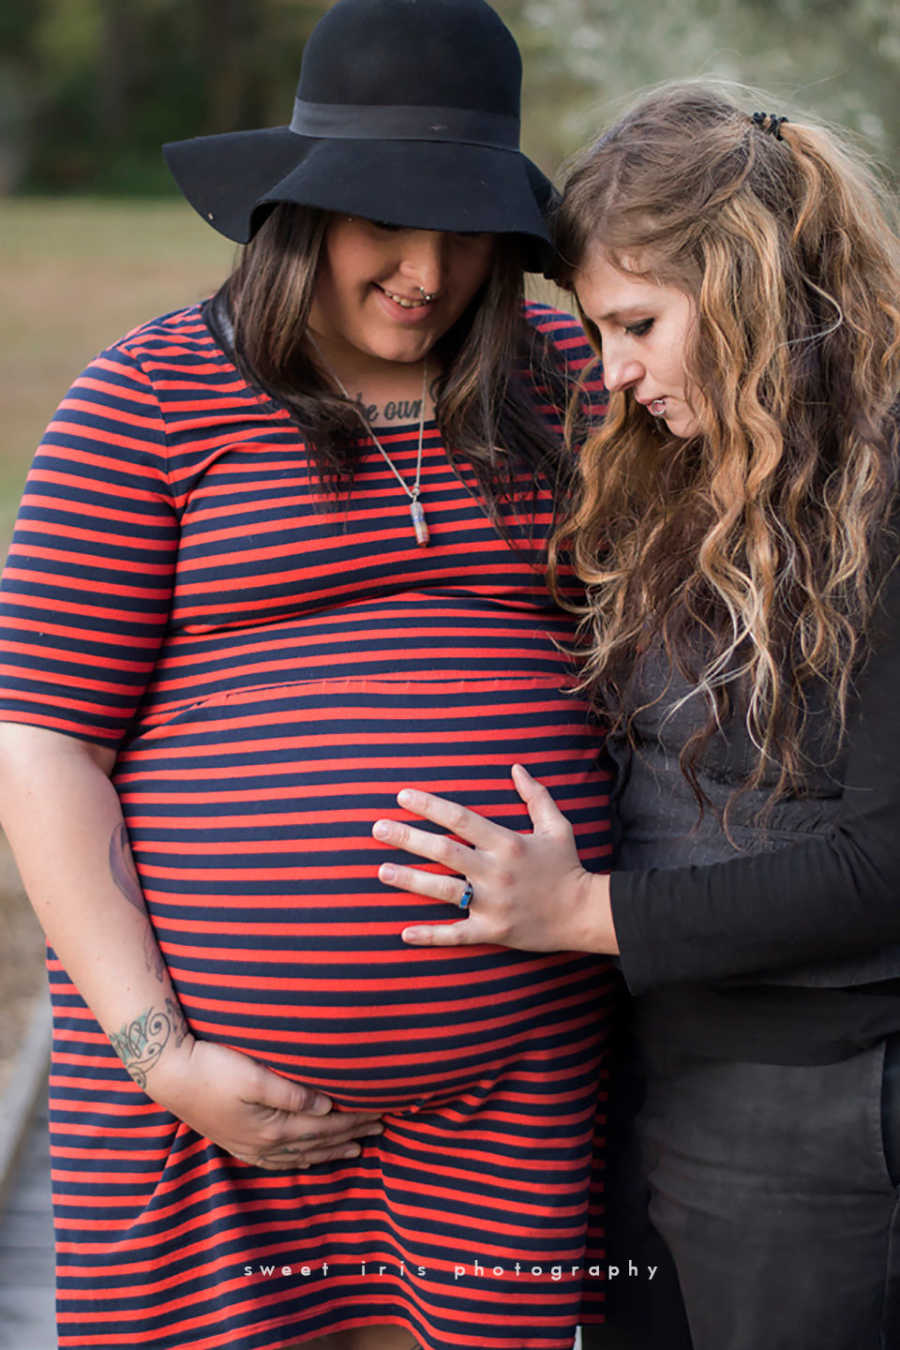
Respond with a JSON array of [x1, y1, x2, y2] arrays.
[[380, 286, 431, 309], [373, 284, 437, 322]]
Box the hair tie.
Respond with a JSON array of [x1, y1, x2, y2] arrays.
[[751, 111, 788, 141]]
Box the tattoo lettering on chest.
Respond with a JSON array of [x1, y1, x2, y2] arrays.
[[354, 394, 424, 425], [109, 998, 189, 1090], [109, 822, 165, 982]]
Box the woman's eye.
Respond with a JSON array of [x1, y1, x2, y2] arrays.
[[625, 318, 654, 337]]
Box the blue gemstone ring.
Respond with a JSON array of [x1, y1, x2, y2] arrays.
[[458, 879, 475, 912]]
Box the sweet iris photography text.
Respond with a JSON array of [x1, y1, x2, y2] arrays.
[[242, 1259, 660, 1282]]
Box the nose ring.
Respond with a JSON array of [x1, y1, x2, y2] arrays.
[[418, 285, 437, 302]]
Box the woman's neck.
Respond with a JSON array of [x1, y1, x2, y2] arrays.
[[306, 328, 438, 426]]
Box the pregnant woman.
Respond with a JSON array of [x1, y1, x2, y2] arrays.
[[0, 3, 613, 1349]]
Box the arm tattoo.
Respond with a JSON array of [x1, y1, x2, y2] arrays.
[[109, 822, 165, 982], [109, 822, 145, 914], [109, 997, 189, 1090]]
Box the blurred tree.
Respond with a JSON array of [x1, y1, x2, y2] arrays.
[[2, 0, 897, 195], [8, 0, 324, 193], [0, 0, 44, 190], [497, 0, 899, 179]]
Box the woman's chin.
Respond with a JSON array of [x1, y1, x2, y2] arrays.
[[663, 407, 701, 439]]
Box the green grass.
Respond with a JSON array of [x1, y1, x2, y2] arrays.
[[0, 197, 235, 551]]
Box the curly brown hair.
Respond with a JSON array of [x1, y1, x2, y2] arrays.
[[551, 82, 900, 810]]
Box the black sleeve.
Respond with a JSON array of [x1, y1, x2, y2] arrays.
[[610, 560, 900, 995]]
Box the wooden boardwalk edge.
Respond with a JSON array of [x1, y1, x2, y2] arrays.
[[0, 990, 51, 1214]]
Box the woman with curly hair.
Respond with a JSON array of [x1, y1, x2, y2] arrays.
[[374, 84, 900, 1348]]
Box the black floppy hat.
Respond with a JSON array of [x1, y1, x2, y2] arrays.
[[162, 0, 555, 272]]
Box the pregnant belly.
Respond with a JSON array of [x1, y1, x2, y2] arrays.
[[115, 676, 614, 1108]]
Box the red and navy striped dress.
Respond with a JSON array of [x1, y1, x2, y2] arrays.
[[0, 301, 614, 1349]]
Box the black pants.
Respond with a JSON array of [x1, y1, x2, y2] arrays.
[[586, 1035, 900, 1350]]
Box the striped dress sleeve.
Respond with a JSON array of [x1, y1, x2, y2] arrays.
[[0, 344, 179, 745]]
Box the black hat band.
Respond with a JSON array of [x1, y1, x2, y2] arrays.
[[290, 98, 520, 150]]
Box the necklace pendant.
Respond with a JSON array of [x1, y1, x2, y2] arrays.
[[410, 498, 430, 547]]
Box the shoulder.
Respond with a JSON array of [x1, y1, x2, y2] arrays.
[[75, 302, 222, 395], [523, 298, 583, 345], [111, 301, 221, 369], [78, 299, 261, 429], [522, 299, 606, 417], [523, 298, 595, 369], [43, 301, 254, 475]]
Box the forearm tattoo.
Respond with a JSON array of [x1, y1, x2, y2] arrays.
[[109, 822, 165, 981], [109, 998, 189, 1090]]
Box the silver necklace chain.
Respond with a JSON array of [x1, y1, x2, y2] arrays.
[[308, 335, 427, 501], [307, 334, 431, 545]]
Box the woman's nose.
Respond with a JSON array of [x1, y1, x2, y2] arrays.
[[397, 231, 446, 295], [602, 348, 644, 394]]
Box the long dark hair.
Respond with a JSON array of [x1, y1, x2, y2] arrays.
[[227, 204, 579, 520]]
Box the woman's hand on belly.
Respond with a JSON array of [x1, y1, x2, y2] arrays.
[[151, 1037, 383, 1170], [373, 763, 620, 955]]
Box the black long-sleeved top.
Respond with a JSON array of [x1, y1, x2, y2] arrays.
[[608, 554, 900, 1064]]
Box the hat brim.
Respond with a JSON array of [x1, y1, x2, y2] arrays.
[[162, 128, 557, 272]]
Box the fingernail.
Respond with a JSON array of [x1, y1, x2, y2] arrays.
[[310, 1093, 332, 1114], [372, 820, 391, 839], [397, 788, 413, 805], [364, 1123, 384, 1136], [380, 863, 396, 882], [342, 1144, 361, 1158]]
